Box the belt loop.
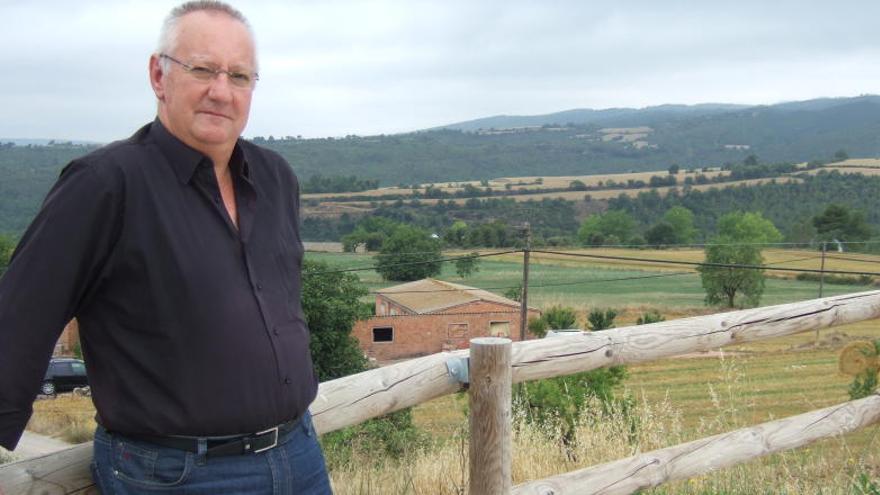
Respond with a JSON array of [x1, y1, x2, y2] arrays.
[[196, 437, 208, 466]]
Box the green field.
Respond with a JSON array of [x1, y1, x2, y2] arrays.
[[304, 250, 865, 315], [308, 249, 880, 493]]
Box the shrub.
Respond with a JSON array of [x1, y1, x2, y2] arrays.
[[321, 408, 430, 470], [796, 273, 874, 286]]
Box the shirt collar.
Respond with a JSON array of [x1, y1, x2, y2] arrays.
[[150, 118, 250, 185]]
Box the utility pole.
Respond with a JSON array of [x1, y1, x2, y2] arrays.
[[818, 242, 827, 298], [519, 222, 531, 342], [816, 241, 827, 345]]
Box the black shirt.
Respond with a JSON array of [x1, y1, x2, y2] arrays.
[[0, 120, 317, 450]]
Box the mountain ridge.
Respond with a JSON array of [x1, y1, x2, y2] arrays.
[[435, 95, 880, 132]]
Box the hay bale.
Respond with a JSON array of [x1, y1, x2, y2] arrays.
[[839, 341, 879, 376]]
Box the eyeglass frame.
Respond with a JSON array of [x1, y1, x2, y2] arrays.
[[159, 53, 259, 89]]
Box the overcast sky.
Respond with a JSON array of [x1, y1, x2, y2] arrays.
[[2, 0, 878, 142]]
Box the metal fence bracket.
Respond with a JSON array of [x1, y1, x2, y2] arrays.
[[446, 356, 470, 384]]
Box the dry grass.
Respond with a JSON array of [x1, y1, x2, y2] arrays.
[[389, 319, 880, 494], [0, 447, 17, 464], [335, 377, 880, 494], [19, 320, 880, 491], [511, 247, 880, 279], [317, 177, 804, 208], [811, 167, 880, 177], [27, 395, 97, 444], [302, 169, 734, 201], [832, 158, 880, 168], [302, 158, 880, 203]]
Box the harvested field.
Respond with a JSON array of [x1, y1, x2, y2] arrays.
[[501, 247, 880, 279], [831, 158, 880, 167], [804, 166, 880, 176], [319, 176, 804, 207], [301, 169, 730, 200]]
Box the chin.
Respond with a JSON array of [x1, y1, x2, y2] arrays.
[[192, 125, 240, 147]]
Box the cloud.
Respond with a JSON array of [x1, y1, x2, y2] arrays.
[[1, 0, 878, 140]]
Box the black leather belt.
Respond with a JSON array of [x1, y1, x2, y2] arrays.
[[123, 415, 302, 457]]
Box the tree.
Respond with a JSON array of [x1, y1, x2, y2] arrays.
[[833, 149, 849, 162], [504, 282, 522, 303], [812, 204, 872, 245], [668, 164, 680, 175], [375, 225, 442, 281], [341, 217, 400, 252], [443, 220, 468, 247], [301, 259, 371, 381], [645, 222, 677, 246], [743, 154, 759, 166], [0, 235, 13, 275], [515, 306, 627, 452], [454, 252, 481, 278], [587, 309, 617, 331], [543, 305, 578, 330], [302, 260, 428, 466], [636, 310, 665, 325], [577, 210, 636, 246], [698, 212, 782, 307], [569, 179, 588, 191], [662, 206, 697, 244]]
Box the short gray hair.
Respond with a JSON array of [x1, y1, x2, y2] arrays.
[[157, 1, 255, 68]]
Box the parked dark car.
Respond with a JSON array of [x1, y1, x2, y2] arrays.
[[41, 358, 88, 395]]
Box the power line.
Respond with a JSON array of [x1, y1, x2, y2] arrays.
[[303, 250, 519, 276], [532, 249, 880, 278], [823, 254, 880, 265], [364, 254, 823, 296], [303, 245, 876, 285], [359, 310, 523, 318]]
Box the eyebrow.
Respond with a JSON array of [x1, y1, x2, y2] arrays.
[[185, 55, 256, 71]]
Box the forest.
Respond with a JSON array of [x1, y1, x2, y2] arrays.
[[302, 171, 880, 250]]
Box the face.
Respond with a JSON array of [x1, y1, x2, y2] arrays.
[[149, 11, 256, 156]]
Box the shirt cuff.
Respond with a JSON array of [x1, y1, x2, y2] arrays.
[[0, 408, 34, 451]]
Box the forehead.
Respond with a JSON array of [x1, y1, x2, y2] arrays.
[[173, 11, 255, 67]]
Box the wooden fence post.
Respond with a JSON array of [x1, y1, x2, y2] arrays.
[[469, 337, 513, 495]]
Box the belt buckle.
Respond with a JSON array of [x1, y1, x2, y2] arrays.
[[253, 426, 279, 454]]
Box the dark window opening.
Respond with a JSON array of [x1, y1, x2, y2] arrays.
[[373, 327, 393, 342]]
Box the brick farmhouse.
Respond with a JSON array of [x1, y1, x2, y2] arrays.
[[55, 320, 80, 356], [351, 278, 541, 362]]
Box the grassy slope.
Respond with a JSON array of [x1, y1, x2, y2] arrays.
[[20, 250, 879, 491], [305, 249, 879, 492]]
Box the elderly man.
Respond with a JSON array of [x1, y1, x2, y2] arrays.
[[0, 1, 332, 493]]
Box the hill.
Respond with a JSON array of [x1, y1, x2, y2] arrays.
[[436, 103, 749, 131], [256, 95, 880, 185], [2, 95, 879, 238]]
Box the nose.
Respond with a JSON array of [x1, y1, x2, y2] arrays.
[[206, 73, 234, 103]]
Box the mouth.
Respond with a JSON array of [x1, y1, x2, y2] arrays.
[[198, 110, 232, 120]]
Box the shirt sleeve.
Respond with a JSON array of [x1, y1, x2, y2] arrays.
[[0, 159, 121, 450]]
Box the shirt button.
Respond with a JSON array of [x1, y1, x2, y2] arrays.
[[284, 377, 292, 385], [213, 197, 221, 204], [256, 283, 263, 291], [273, 327, 280, 336]]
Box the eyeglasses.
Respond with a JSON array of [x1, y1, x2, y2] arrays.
[[160, 53, 258, 89]]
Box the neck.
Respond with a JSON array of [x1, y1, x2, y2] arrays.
[[157, 114, 235, 172]]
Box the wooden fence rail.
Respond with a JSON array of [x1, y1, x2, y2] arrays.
[[513, 391, 880, 495], [312, 289, 880, 433], [2, 289, 879, 494]]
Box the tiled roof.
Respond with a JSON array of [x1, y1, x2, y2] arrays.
[[377, 278, 521, 314]]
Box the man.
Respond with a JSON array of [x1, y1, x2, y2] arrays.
[[0, 2, 332, 493]]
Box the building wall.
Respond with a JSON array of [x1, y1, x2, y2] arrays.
[[352, 301, 540, 362], [53, 319, 80, 356], [374, 296, 413, 316]]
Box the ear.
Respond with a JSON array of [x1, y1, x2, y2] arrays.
[[149, 54, 166, 100]]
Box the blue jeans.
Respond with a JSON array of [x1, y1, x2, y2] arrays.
[[90, 411, 332, 494]]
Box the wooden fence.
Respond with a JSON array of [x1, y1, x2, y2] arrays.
[[1, 290, 879, 494]]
